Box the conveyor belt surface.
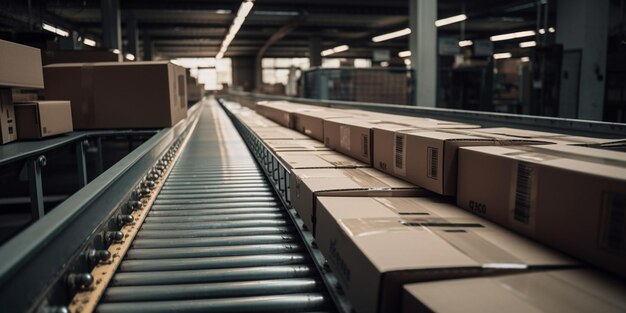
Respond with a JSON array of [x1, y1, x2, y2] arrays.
[[96, 102, 334, 313]]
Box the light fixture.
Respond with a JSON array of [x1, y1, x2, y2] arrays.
[[521, 56, 530, 62], [404, 59, 411, 65], [490, 30, 535, 42], [538, 28, 546, 34], [519, 41, 536, 48], [216, 0, 254, 59], [398, 50, 411, 58], [215, 9, 231, 14], [112, 49, 121, 54], [493, 52, 512, 59], [83, 38, 96, 47], [320, 45, 350, 57], [42, 22, 70, 37], [435, 14, 467, 27], [372, 28, 411, 42], [548, 27, 556, 33], [380, 61, 389, 67], [458, 40, 473, 47], [125, 53, 135, 61]]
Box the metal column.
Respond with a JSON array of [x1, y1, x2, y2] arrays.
[[101, 0, 122, 52], [409, 0, 437, 107]]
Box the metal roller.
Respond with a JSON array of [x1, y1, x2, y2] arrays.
[[150, 202, 280, 211], [118, 254, 311, 272], [153, 196, 277, 205], [144, 212, 285, 223], [147, 207, 282, 217], [125, 243, 304, 259], [140, 219, 289, 231], [131, 234, 297, 249], [136, 226, 293, 239]]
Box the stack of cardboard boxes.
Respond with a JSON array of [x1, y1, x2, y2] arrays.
[[0, 39, 73, 144], [224, 99, 626, 313]]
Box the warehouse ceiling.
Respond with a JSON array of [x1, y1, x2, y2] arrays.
[[0, 0, 554, 59]]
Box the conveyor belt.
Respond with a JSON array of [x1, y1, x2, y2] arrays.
[[95, 102, 334, 313]]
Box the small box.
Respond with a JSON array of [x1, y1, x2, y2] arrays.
[[316, 195, 577, 313], [290, 168, 430, 232], [373, 128, 547, 195], [15, 101, 73, 139], [0, 39, 45, 89], [292, 109, 353, 141], [402, 269, 626, 313], [457, 145, 626, 277], [44, 61, 187, 129], [0, 89, 17, 144]]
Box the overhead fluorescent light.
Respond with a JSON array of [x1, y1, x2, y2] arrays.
[[216, 0, 254, 59], [458, 40, 473, 47], [320, 45, 350, 57], [435, 14, 467, 27], [493, 52, 512, 59], [404, 59, 411, 65], [42, 22, 70, 37], [83, 38, 96, 47], [372, 28, 411, 42], [112, 49, 120, 54], [125, 53, 135, 61], [490, 30, 535, 42], [380, 61, 389, 67], [538, 28, 545, 34], [521, 56, 530, 62], [548, 27, 555, 33], [519, 41, 536, 48], [214, 9, 231, 14], [398, 50, 411, 58]]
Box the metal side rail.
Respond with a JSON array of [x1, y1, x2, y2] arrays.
[[218, 98, 354, 313], [92, 100, 334, 313]]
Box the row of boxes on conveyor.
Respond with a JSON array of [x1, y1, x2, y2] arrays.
[[220, 98, 626, 313], [0, 39, 194, 145]]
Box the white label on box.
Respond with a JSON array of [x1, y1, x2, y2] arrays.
[[340, 125, 351, 151]]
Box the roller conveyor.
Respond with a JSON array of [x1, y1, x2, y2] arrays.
[[94, 102, 335, 313]]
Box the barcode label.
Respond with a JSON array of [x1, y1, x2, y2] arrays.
[[599, 192, 625, 254], [514, 162, 534, 224], [427, 147, 438, 179], [361, 134, 369, 157], [395, 134, 404, 169]]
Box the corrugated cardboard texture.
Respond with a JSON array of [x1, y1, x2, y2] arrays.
[[256, 101, 319, 128], [457, 145, 626, 278], [316, 196, 576, 313], [323, 118, 375, 164], [252, 126, 310, 140], [290, 167, 428, 232], [0, 40, 44, 89], [43, 62, 187, 129], [0, 89, 17, 144], [15, 101, 73, 139], [293, 109, 353, 141], [402, 269, 626, 313], [264, 139, 330, 153], [373, 128, 548, 195], [277, 150, 367, 171]]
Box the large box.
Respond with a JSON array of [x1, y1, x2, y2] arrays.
[[292, 109, 353, 141], [256, 101, 319, 128], [277, 150, 367, 171], [402, 269, 626, 313], [457, 145, 626, 277], [0, 39, 44, 89], [43, 61, 187, 129], [290, 168, 430, 232], [252, 126, 311, 140], [15, 101, 73, 139], [316, 196, 577, 313], [466, 127, 620, 145], [373, 128, 547, 195], [265, 139, 330, 153], [0, 89, 17, 144]]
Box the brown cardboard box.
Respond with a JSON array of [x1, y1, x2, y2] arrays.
[[43, 61, 187, 129], [316, 196, 577, 313], [373, 128, 547, 195], [15, 101, 73, 139], [43, 49, 120, 65], [0, 89, 17, 144], [265, 139, 330, 153], [0, 39, 45, 89], [292, 109, 353, 141], [402, 269, 626, 313], [466, 127, 619, 145], [290, 168, 430, 232], [277, 150, 367, 171], [252, 126, 311, 140], [229, 106, 282, 130], [457, 145, 626, 277], [256, 101, 319, 128], [470, 127, 564, 139]]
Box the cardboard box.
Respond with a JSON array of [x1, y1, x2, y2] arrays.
[[373, 128, 547, 195], [316, 196, 577, 313], [292, 109, 353, 141], [43, 49, 120, 65], [0, 39, 44, 89], [15, 101, 73, 139], [457, 145, 626, 277], [43, 61, 187, 129], [402, 269, 626, 313], [277, 150, 367, 171], [256, 101, 319, 128], [466, 127, 620, 145], [290, 168, 430, 232], [252, 126, 311, 140], [265, 139, 330, 153], [230, 107, 282, 130], [470, 127, 564, 139], [0, 89, 17, 144]]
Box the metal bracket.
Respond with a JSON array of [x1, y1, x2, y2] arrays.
[[27, 155, 46, 220]]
